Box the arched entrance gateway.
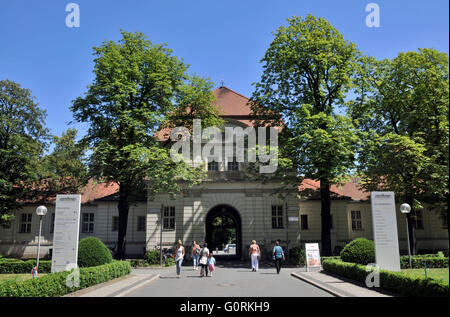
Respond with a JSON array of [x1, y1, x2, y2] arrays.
[[205, 205, 242, 259]]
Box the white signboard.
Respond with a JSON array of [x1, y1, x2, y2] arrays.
[[288, 217, 299, 222], [371, 192, 401, 271], [305, 243, 321, 270], [51, 194, 81, 273], [148, 208, 161, 214]]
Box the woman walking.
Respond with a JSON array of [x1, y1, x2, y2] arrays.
[[272, 240, 285, 274], [173, 240, 185, 279], [249, 240, 261, 272], [191, 241, 200, 270], [199, 243, 210, 277]]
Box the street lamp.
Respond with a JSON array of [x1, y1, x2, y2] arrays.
[[400, 203, 412, 269], [35, 205, 48, 276]]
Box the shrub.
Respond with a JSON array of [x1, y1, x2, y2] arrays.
[[340, 238, 375, 265], [165, 257, 175, 267], [77, 237, 113, 268], [0, 259, 51, 274], [400, 256, 448, 269], [322, 259, 448, 297], [0, 260, 131, 297], [144, 250, 160, 265], [288, 247, 306, 266]]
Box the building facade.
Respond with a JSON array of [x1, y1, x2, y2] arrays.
[[0, 87, 448, 259]]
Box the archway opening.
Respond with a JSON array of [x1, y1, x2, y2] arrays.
[[205, 204, 242, 258]]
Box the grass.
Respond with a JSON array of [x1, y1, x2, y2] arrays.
[[0, 273, 48, 284], [401, 268, 449, 284]]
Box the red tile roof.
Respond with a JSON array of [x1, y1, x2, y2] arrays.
[[299, 178, 369, 201]]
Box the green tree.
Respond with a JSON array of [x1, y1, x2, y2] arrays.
[[0, 79, 48, 227], [30, 128, 89, 201], [349, 49, 449, 254], [71, 31, 223, 259], [250, 15, 361, 255]]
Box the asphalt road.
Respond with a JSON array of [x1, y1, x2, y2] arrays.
[[127, 261, 333, 297]]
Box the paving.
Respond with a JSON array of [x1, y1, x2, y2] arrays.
[[291, 270, 395, 297], [66, 258, 398, 297], [127, 262, 333, 297]]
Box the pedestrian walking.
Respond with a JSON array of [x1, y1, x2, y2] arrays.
[[173, 240, 185, 279], [199, 243, 210, 277], [208, 252, 216, 277], [191, 241, 200, 270], [249, 240, 261, 272], [272, 240, 285, 274]]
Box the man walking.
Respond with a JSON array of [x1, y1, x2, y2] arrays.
[[272, 240, 285, 274], [249, 240, 261, 272]]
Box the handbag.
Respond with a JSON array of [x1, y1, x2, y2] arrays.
[[200, 256, 208, 265]]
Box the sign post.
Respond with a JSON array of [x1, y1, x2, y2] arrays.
[[305, 243, 321, 272], [370, 192, 401, 271], [51, 194, 81, 273]]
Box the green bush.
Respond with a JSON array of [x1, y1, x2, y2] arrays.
[[77, 237, 113, 267], [288, 247, 306, 266], [0, 260, 131, 297], [340, 238, 375, 265], [144, 250, 160, 265], [165, 257, 175, 267], [0, 259, 51, 274], [400, 256, 448, 269], [322, 259, 448, 297]]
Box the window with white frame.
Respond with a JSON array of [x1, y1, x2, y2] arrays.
[[272, 205, 283, 229], [351, 210, 362, 230], [163, 206, 175, 230], [112, 216, 119, 232], [82, 213, 95, 233], [208, 160, 219, 171], [137, 216, 146, 232], [227, 157, 239, 171], [300, 214, 308, 230], [19, 213, 32, 233]]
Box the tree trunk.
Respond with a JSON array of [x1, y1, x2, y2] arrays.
[[405, 195, 417, 255], [116, 184, 130, 260], [320, 178, 332, 256]]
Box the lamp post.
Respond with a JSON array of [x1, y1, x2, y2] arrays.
[[35, 205, 48, 276], [400, 203, 412, 269]]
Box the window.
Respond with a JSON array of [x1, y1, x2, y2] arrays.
[[272, 205, 283, 229], [19, 213, 32, 233], [351, 210, 362, 230], [112, 216, 119, 232], [163, 206, 175, 230], [50, 213, 55, 234], [301, 215, 308, 230], [208, 161, 219, 171], [227, 158, 239, 171], [414, 210, 424, 230], [137, 216, 146, 232], [82, 213, 94, 233]]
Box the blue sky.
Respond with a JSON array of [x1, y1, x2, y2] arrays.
[[0, 0, 448, 142]]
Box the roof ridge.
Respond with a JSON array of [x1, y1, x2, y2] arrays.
[[214, 86, 250, 101]]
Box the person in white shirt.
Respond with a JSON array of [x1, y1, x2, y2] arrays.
[[173, 240, 185, 279], [249, 240, 261, 272]]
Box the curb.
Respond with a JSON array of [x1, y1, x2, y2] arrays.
[[290, 272, 346, 297], [114, 274, 160, 297]]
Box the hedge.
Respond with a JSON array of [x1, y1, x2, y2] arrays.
[[0, 259, 52, 274], [0, 260, 131, 297], [340, 238, 375, 265], [77, 237, 113, 267], [322, 259, 448, 297], [400, 256, 448, 269]]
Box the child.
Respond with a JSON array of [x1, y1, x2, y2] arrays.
[[208, 252, 216, 277]]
